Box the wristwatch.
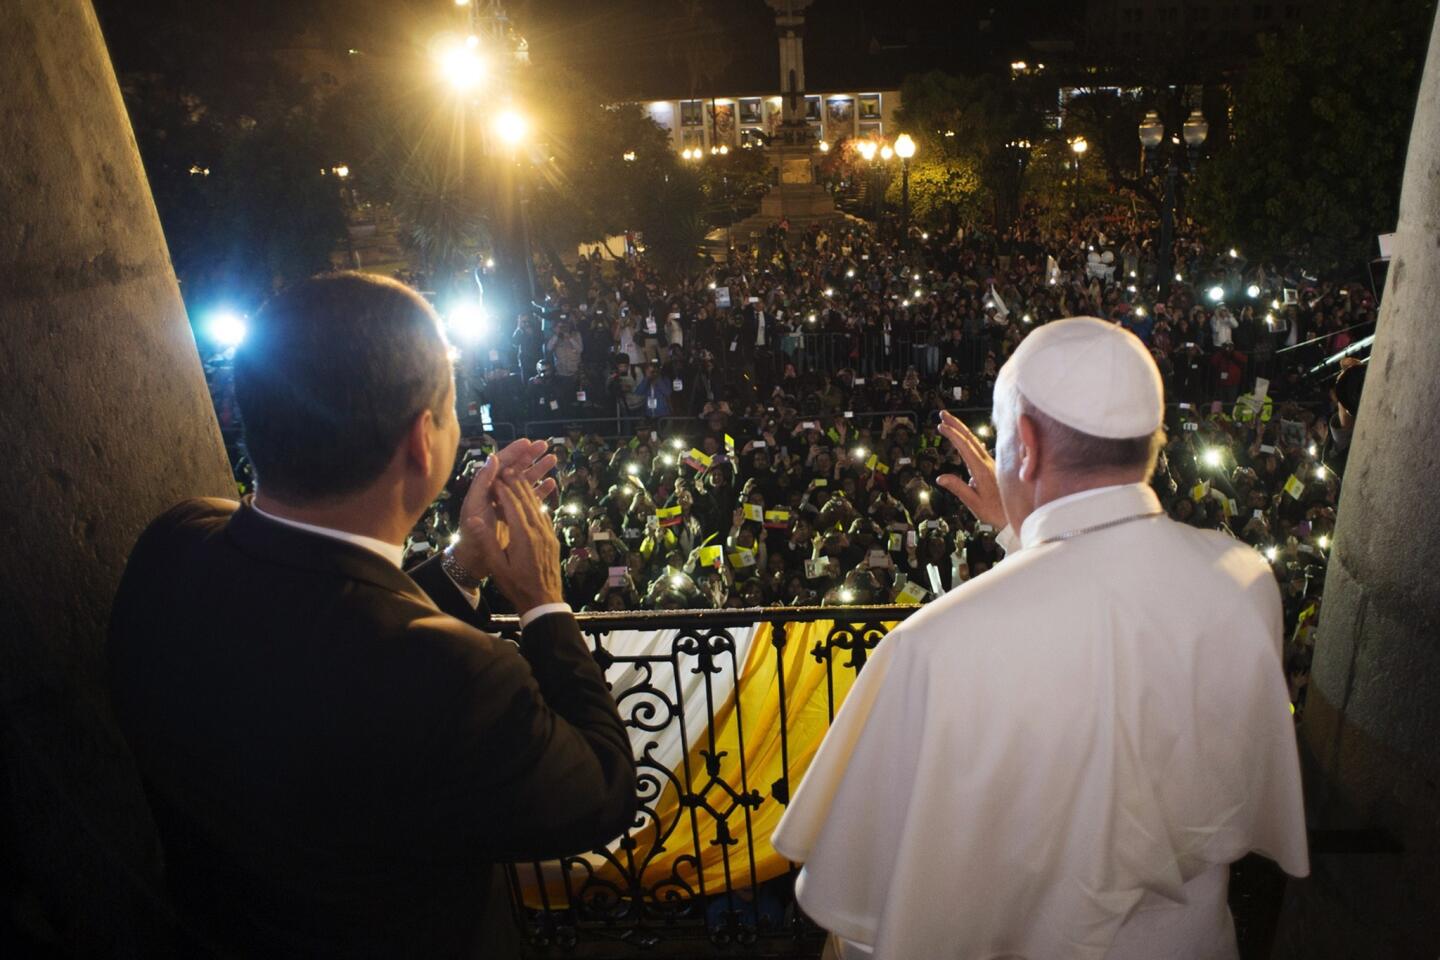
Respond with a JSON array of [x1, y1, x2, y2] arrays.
[[441, 545, 485, 591]]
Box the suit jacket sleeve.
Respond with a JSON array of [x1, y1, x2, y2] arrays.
[[413, 612, 637, 863], [408, 552, 492, 629]]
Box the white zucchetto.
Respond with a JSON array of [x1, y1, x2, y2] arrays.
[[1000, 315, 1164, 439]]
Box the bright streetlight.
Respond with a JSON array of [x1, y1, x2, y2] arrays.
[[895, 134, 916, 247], [1138, 111, 1164, 150], [1182, 109, 1211, 148], [857, 140, 878, 161], [493, 108, 528, 146], [880, 144, 894, 161], [818, 140, 830, 153], [438, 44, 485, 91], [206, 309, 247, 348], [447, 303, 489, 342], [1070, 137, 1089, 156]]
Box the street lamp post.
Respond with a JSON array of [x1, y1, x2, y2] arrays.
[[491, 107, 536, 310], [895, 133, 916, 249], [1068, 136, 1089, 208], [856, 139, 881, 220], [446, 0, 536, 323], [1140, 108, 1208, 299]]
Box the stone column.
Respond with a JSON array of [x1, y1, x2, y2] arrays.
[[768, 0, 814, 135], [0, 1, 234, 954], [1272, 9, 1440, 957]]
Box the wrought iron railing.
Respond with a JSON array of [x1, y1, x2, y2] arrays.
[[490, 606, 917, 958]]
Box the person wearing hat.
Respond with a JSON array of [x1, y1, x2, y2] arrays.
[[772, 316, 1308, 960]]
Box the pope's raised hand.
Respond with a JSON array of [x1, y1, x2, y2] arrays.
[[935, 410, 1008, 531]]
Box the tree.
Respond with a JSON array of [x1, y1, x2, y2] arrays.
[[697, 146, 770, 228], [883, 155, 986, 232], [1059, 88, 1162, 214], [634, 169, 710, 278], [521, 82, 679, 258], [1191, 0, 1437, 271], [99, 0, 362, 311], [895, 70, 1049, 228]]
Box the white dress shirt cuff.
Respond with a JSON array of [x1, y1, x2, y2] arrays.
[[443, 569, 484, 609], [996, 524, 1021, 556], [519, 602, 573, 629]]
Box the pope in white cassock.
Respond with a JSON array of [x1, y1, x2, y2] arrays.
[[771, 317, 1309, 960]]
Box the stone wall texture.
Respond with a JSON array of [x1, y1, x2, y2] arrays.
[[0, 1, 234, 954], [1274, 8, 1440, 959]]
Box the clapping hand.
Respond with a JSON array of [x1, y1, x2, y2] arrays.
[[453, 438, 557, 579], [935, 411, 1008, 531], [462, 458, 564, 614]]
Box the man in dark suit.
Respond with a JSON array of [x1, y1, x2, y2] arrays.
[[108, 273, 636, 958]]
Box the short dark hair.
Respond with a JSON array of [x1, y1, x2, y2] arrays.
[[234, 272, 451, 503]]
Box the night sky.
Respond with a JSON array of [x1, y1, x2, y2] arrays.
[[96, 0, 1085, 98]]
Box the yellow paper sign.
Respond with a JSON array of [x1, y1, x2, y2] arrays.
[[698, 545, 724, 568], [743, 503, 764, 523], [728, 548, 757, 569], [896, 581, 928, 605], [1283, 475, 1305, 500], [764, 509, 791, 528]]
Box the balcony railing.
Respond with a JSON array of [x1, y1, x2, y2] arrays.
[[490, 605, 918, 957]]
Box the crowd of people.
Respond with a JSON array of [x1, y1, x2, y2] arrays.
[[217, 211, 1372, 715]]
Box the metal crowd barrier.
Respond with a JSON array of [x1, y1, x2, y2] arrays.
[[774, 331, 944, 379], [490, 605, 918, 957], [516, 410, 938, 450]]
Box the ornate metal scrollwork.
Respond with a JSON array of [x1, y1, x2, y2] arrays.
[[811, 619, 888, 673], [507, 608, 910, 956]]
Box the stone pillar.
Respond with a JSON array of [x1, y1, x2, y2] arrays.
[[1272, 9, 1440, 958], [767, 0, 814, 136], [0, 1, 234, 954]]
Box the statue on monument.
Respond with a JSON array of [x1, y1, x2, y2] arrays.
[[766, 0, 816, 143]]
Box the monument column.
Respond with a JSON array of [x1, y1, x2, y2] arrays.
[[0, 0, 234, 953], [772, 0, 810, 135], [1272, 9, 1440, 957], [757, 0, 837, 225]]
